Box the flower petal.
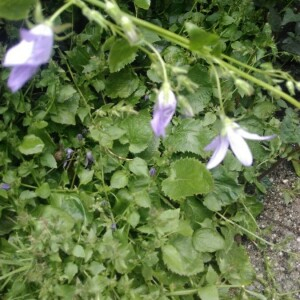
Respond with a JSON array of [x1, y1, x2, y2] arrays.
[[3, 40, 35, 66], [227, 128, 253, 166], [236, 128, 276, 141], [204, 136, 221, 151], [151, 89, 176, 137], [7, 66, 39, 92], [206, 136, 229, 169]]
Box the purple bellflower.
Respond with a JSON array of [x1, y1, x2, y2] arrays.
[[205, 116, 276, 169], [3, 24, 53, 92], [151, 83, 177, 137]]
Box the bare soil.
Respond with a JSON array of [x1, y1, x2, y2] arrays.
[[246, 162, 300, 299]]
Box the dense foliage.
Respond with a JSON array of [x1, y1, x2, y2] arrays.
[[0, 0, 299, 299]]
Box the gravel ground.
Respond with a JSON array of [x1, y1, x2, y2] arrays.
[[246, 162, 300, 300]]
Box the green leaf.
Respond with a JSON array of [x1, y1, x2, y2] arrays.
[[162, 158, 213, 201], [164, 119, 213, 156], [72, 245, 85, 258], [110, 170, 128, 188], [50, 193, 86, 222], [127, 211, 140, 228], [186, 22, 221, 54], [40, 153, 57, 169], [203, 167, 243, 211], [198, 285, 219, 300], [186, 65, 213, 114], [78, 169, 94, 185], [193, 228, 225, 252], [162, 236, 204, 276], [217, 243, 254, 285], [121, 110, 153, 153], [57, 85, 77, 103], [109, 39, 138, 72], [134, 0, 150, 10], [134, 190, 151, 208], [105, 68, 139, 98], [18, 134, 45, 155], [155, 209, 180, 235], [0, 0, 36, 20], [64, 262, 78, 282], [206, 265, 219, 284], [253, 102, 276, 119], [128, 157, 149, 176], [35, 183, 51, 199], [282, 8, 300, 25]]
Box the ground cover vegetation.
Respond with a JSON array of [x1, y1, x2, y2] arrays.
[[0, 0, 299, 299]]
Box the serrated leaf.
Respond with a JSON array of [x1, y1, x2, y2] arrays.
[[164, 119, 213, 156], [18, 134, 45, 155], [193, 228, 225, 252], [105, 68, 139, 99], [162, 158, 213, 201], [128, 157, 149, 176], [108, 39, 138, 72], [110, 170, 128, 188], [162, 236, 204, 276], [0, 0, 36, 20]]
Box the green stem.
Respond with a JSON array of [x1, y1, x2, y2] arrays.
[[216, 58, 300, 108], [146, 42, 168, 82], [48, 0, 74, 23], [210, 63, 224, 113], [217, 212, 274, 247]]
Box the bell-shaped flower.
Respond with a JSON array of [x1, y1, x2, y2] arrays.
[[151, 83, 177, 137], [205, 116, 276, 169], [3, 24, 53, 92]]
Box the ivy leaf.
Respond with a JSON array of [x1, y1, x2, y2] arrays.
[[0, 0, 36, 20], [162, 236, 204, 276], [105, 68, 139, 98], [162, 158, 213, 201], [109, 39, 138, 72], [164, 119, 213, 156], [18, 134, 45, 155], [193, 228, 225, 252]]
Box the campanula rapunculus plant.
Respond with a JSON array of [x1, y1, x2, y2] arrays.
[[205, 116, 276, 169], [151, 83, 177, 137], [3, 24, 53, 92]]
